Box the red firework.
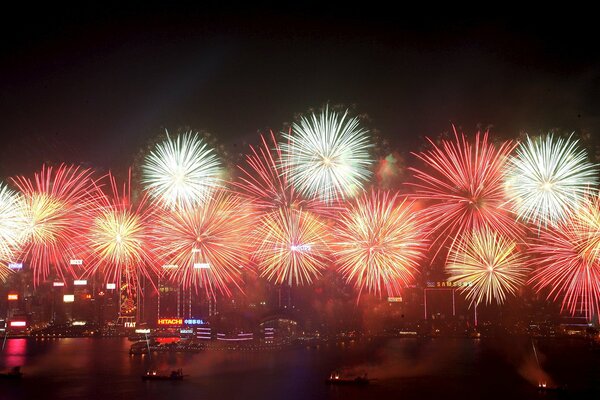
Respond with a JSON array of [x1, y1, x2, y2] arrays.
[[82, 170, 159, 292], [408, 128, 523, 256], [529, 195, 600, 319], [11, 164, 98, 284], [332, 190, 427, 299], [152, 190, 255, 298], [235, 131, 336, 215]]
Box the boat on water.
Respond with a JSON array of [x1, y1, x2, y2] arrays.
[[142, 368, 185, 381], [537, 382, 566, 393], [0, 366, 23, 379], [325, 370, 371, 385]]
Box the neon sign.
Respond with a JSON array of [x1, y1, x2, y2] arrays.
[[193, 263, 210, 269], [53, 281, 65, 287], [106, 283, 116, 290], [70, 259, 83, 265], [10, 321, 26, 327], [157, 318, 183, 326], [8, 262, 22, 270], [63, 294, 75, 303], [184, 319, 204, 325], [74, 280, 87, 285], [7, 294, 18, 301]]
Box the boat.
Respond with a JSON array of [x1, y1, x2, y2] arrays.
[[537, 382, 566, 392], [0, 366, 23, 379], [325, 370, 370, 385], [141, 368, 185, 381]]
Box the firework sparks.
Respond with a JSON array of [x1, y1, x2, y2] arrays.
[[252, 207, 330, 286], [142, 130, 222, 208], [447, 228, 528, 306], [11, 164, 97, 284], [84, 171, 158, 291], [332, 190, 426, 299], [153, 191, 254, 297], [409, 129, 523, 255], [280, 107, 373, 203], [0, 183, 26, 265], [235, 131, 331, 215], [529, 194, 600, 319], [505, 134, 597, 226]]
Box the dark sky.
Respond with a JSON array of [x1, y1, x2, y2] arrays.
[[1, 5, 599, 177]]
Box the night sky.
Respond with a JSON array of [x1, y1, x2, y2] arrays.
[[1, 5, 599, 177]]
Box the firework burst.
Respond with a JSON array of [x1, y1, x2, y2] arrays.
[[142, 130, 222, 208], [11, 164, 97, 284], [252, 207, 330, 286], [447, 228, 528, 306], [332, 190, 426, 299], [235, 131, 330, 214], [153, 191, 254, 298], [409, 129, 523, 255], [280, 107, 373, 203], [504, 134, 597, 226], [0, 183, 26, 265], [84, 171, 158, 291], [529, 194, 600, 318]]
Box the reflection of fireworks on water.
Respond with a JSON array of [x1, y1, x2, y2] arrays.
[[447, 227, 528, 306], [153, 191, 254, 298], [84, 171, 158, 293], [252, 207, 330, 286], [409, 129, 522, 256], [529, 194, 600, 319], [142, 131, 222, 208], [332, 190, 427, 299], [281, 107, 373, 203], [11, 164, 97, 284], [0, 183, 26, 275], [505, 134, 597, 226]]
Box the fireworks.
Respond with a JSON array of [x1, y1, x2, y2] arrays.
[[332, 190, 426, 299], [0, 183, 26, 264], [505, 134, 597, 226], [84, 172, 158, 291], [447, 228, 528, 306], [153, 191, 254, 297], [11, 164, 97, 284], [252, 207, 330, 286], [280, 107, 373, 202], [409, 129, 523, 254], [529, 194, 600, 319], [142, 131, 222, 208]]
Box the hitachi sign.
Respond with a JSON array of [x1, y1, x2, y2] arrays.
[[157, 318, 183, 326]]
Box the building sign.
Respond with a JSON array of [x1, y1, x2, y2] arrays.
[[184, 319, 204, 325], [74, 280, 87, 286], [162, 264, 178, 269], [387, 297, 402, 302], [72, 321, 86, 326], [180, 329, 193, 334], [157, 318, 183, 326], [53, 281, 65, 287], [63, 294, 75, 303], [8, 262, 22, 270], [124, 321, 136, 328], [10, 321, 26, 327], [426, 281, 472, 288], [106, 283, 116, 290], [290, 244, 311, 252], [193, 263, 210, 269], [135, 329, 151, 334], [7, 294, 18, 301], [70, 259, 83, 265]]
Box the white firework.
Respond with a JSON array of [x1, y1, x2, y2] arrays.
[[281, 107, 373, 202], [0, 183, 26, 268], [142, 131, 222, 208], [504, 134, 597, 226]]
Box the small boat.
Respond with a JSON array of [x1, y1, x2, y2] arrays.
[[142, 368, 185, 381], [325, 370, 370, 385], [0, 366, 23, 379]]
